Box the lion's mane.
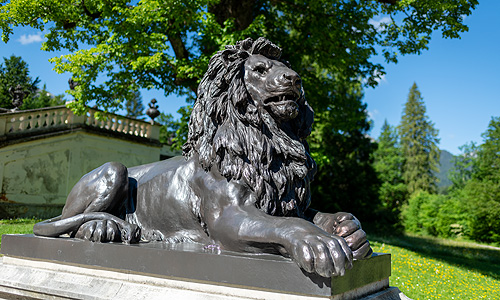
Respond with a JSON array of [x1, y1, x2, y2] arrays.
[[183, 37, 316, 217]]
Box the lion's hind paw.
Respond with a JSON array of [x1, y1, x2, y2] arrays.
[[74, 220, 120, 242]]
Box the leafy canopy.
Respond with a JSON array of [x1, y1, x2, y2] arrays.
[[0, 0, 478, 113]]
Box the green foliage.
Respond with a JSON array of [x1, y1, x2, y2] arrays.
[[373, 120, 407, 215], [20, 84, 66, 110], [459, 180, 500, 244], [402, 191, 468, 238], [399, 83, 440, 195], [449, 142, 477, 189], [0, 55, 40, 109], [436, 149, 454, 191], [158, 105, 192, 150], [0, 0, 478, 113], [0, 218, 39, 247], [309, 82, 379, 222], [475, 117, 500, 182], [407, 117, 500, 245], [124, 90, 145, 119], [442, 118, 500, 244], [0, 56, 66, 110], [448, 118, 500, 244]]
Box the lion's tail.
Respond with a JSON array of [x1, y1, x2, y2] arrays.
[[33, 213, 122, 237]]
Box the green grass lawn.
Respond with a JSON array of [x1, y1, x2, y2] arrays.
[[0, 218, 38, 248], [370, 234, 500, 299], [1, 219, 499, 299]]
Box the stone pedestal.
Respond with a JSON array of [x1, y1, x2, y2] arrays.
[[0, 235, 410, 300]]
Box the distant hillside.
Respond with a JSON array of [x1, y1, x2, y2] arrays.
[[437, 149, 454, 189]]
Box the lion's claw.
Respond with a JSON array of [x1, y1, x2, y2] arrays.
[[74, 220, 138, 243], [352, 240, 373, 259], [75, 220, 119, 242], [333, 219, 360, 237], [313, 211, 372, 260], [344, 228, 367, 250], [286, 230, 353, 278]]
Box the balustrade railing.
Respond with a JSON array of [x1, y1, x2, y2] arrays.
[[0, 106, 159, 140]]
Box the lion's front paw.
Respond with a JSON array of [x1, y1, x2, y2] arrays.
[[284, 231, 353, 278], [314, 212, 372, 260]]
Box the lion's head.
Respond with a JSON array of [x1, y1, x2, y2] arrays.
[[183, 37, 316, 217]]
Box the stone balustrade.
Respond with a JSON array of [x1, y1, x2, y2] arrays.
[[0, 105, 159, 140]]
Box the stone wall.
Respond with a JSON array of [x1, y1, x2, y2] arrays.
[[0, 106, 162, 219]]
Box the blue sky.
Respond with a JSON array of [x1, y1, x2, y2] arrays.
[[1, 2, 499, 155], [364, 2, 500, 154]]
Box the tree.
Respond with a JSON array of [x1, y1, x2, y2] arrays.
[[398, 83, 440, 195], [449, 142, 477, 189], [124, 91, 145, 119], [308, 82, 379, 222], [373, 119, 407, 219], [0, 1, 478, 114], [459, 117, 500, 243], [0, 55, 40, 109], [158, 105, 192, 150], [20, 84, 66, 110], [474, 117, 500, 182], [400, 117, 500, 243]]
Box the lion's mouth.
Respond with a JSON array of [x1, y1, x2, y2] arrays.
[[263, 92, 300, 120], [265, 92, 299, 105]]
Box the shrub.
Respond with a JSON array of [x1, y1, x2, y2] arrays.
[[402, 191, 468, 238]]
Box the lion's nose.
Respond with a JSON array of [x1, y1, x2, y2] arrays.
[[282, 72, 302, 90]]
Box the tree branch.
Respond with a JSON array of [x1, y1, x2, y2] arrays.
[[168, 33, 190, 61], [208, 0, 257, 30], [81, 0, 102, 20], [165, 34, 196, 93], [377, 0, 399, 5]]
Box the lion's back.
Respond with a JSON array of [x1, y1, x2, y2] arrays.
[[128, 156, 207, 240]]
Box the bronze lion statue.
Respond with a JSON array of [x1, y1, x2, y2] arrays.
[[34, 37, 372, 277]]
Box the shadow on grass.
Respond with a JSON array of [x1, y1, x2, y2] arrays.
[[369, 234, 500, 280]]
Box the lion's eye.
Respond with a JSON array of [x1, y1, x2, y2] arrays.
[[254, 65, 267, 74]]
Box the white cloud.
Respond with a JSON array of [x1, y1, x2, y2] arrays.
[[18, 33, 45, 45], [369, 17, 391, 32], [368, 109, 379, 120], [373, 69, 387, 84], [375, 73, 387, 84]]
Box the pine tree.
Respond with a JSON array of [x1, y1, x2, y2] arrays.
[[399, 83, 440, 195], [374, 120, 407, 214]]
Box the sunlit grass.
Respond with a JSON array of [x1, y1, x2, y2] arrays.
[[0, 218, 38, 248], [371, 236, 500, 299]]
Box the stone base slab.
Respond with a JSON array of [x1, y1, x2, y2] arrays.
[[0, 235, 411, 299]]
